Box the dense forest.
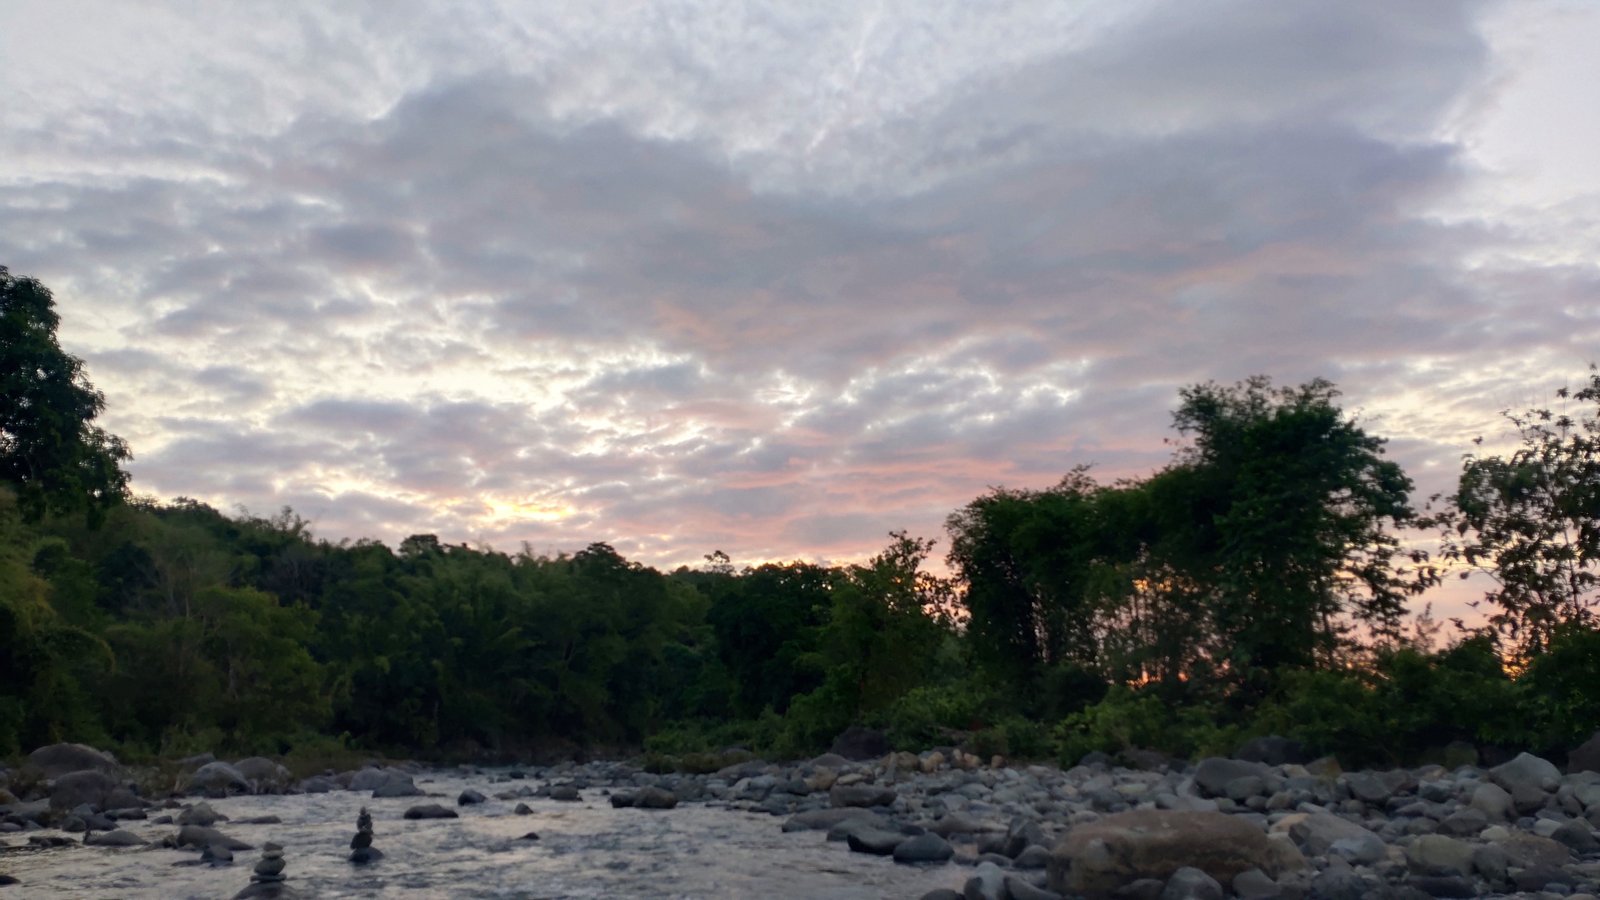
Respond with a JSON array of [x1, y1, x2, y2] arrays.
[[4, 266, 1599, 771]]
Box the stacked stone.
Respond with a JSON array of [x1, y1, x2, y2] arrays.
[[349, 807, 382, 863], [231, 841, 298, 899]]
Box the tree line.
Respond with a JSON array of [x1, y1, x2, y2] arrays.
[[3, 265, 1598, 768]]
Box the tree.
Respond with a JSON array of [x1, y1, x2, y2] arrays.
[[1432, 367, 1600, 654], [0, 268, 130, 523], [1165, 377, 1421, 676]]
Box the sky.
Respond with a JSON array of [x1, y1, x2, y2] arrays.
[[3, 1, 1599, 618]]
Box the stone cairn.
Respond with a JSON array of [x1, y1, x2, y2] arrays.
[[349, 806, 382, 863], [231, 841, 297, 899]]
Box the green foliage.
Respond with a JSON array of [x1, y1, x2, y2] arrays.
[[1053, 686, 1239, 765], [1517, 621, 1600, 751], [0, 268, 130, 524], [1432, 367, 1600, 654]]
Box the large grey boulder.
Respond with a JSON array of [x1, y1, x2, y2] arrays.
[[1405, 834, 1475, 877], [48, 770, 119, 810], [829, 783, 896, 808], [1489, 752, 1560, 812], [233, 758, 290, 793], [1469, 782, 1514, 821], [84, 828, 147, 847], [177, 801, 228, 827], [1160, 866, 1223, 900], [176, 824, 254, 850], [371, 773, 423, 798], [1191, 758, 1268, 798], [1281, 812, 1384, 863], [27, 743, 119, 778], [1049, 810, 1304, 898], [403, 803, 458, 820], [186, 761, 250, 796]]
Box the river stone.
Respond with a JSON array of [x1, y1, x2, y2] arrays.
[[894, 832, 954, 863], [830, 783, 895, 808], [1004, 876, 1063, 900], [187, 762, 250, 796], [372, 776, 423, 798], [846, 826, 905, 855], [1496, 831, 1572, 869], [177, 825, 254, 851], [347, 768, 393, 792], [48, 770, 119, 810], [178, 802, 228, 826], [1470, 782, 1514, 821], [233, 758, 290, 793], [1160, 866, 1223, 900], [963, 861, 1007, 900], [1231, 868, 1279, 900], [1192, 758, 1268, 798], [458, 789, 486, 805], [1049, 810, 1305, 898], [1570, 731, 1600, 774], [403, 803, 458, 820], [919, 891, 962, 900], [782, 808, 878, 832], [1489, 752, 1560, 811], [1435, 807, 1487, 837], [1406, 834, 1475, 877], [929, 812, 1002, 836], [1015, 845, 1052, 869], [296, 775, 336, 794], [1281, 812, 1384, 861], [634, 786, 677, 809], [1550, 819, 1600, 853], [27, 743, 119, 778], [84, 828, 146, 847], [514, 802, 532, 815], [1404, 874, 1477, 897]]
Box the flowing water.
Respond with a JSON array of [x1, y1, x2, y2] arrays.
[[1, 770, 969, 899]]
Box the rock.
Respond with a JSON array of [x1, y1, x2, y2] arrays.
[[548, 785, 581, 802], [370, 772, 423, 798], [26, 743, 119, 778], [458, 789, 486, 805], [893, 832, 954, 863], [1050, 810, 1305, 898], [1434, 807, 1487, 837], [929, 812, 1002, 837], [176, 825, 254, 851], [920, 891, 962, 900], [1235, 736, 1308, 766], [1282, 812, 1385, 862], [349, 847, 383, 864], [200, 844, 234, 865], [403, 803, 458, 820], [1405, 834, 1474, 877], [829, 725, 891, 761], [1015, 844, 1052, 869], [781, 808, 879, 832], [1569, 730, 1600, 774], [186, 762, 250, 796], [1405, 875, 1477, 898], [1469, 782, 1513, 821], [1004, 817, 1047, 858], [517, 831, 540, 841], [609, 793, 635, 808], [1192, 758, 1268, 798], [297, 776, 336, 794], [233, 816, 281, 825], [829, 783, 895, 808], [513, 803, 532, 815], [347, 768, 393, 792], [232, 758, 290, 793], [846, 826, 905, 855], [963, 861, 1007, 900], [1160, 866, 1223, 900], [84, 828, 146, 847], [633, 786, 677, 809], [1231, 868, 1280, 900], [178, 802, 228, 827], [48, 770, 119, 810], [1005, 877, 1064, 900], [1495, 831, 1572, 869], [1488, 751, 1560, 811], [1550, 819, 1600, 853]]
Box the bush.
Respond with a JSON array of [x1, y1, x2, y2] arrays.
[[1519, 622, 1600, 752], [883, 682, 1001, 750], [1053, 685, 1237, 764]]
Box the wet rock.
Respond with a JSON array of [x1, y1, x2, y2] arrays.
[[1005, 876, 1064, 900], [403, 803, 458, 820], [1050, 809, 1305, 897], [513, 802, 532, 815], [201, 844, 235, 865], [893, 832, 954, 863], [83, 828, 146, 847], [233, 758, 290, 793], [457, 789, 486, 805], [548, 785, 581, 802], [371, 774, 423, 798], [633, 786, 677, 809], [178, 802, 228, 827], [845, 826, 904, 855], [1230, 868, 1280, 900], [177, 825, 254, 851], [962, 860, 1006, 900], [233, 841, 299, 899], [782, 808, 878, 832], [296, 775, 336, 794]]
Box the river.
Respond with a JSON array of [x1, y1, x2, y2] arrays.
[[1, 769, 970, 899]]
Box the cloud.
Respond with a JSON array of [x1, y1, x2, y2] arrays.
[[0, 0, 1596, 640]]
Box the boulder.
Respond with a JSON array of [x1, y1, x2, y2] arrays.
[[178, 802, 228, 826], [27, 743, 119, 778], [186, 762, 250, 796], [894, 832, 954, 863], [548, 785, 581, 802], [84, 828, 146, 847], [1281, 812, 1385, 863], [781, 808, 880, 832], [829, 783, 896, 808], [371, 775, 423, 799], [1469, 782, 1514, 821], [403, 803, 458, 820], [963, 861, 1007, 900], [1049, 810, 1305, 898], [1191, 758, 1268, 798], [633, 786, 677, 809], [1569, 731, 1600, 774], [176, 825, 253, 851], [1405, 834, 1475, 877], [458, 789, 486, 806], [1488, 752, 1560, 811], [829, 725, 890, 761], [1160, 866, 1223, 900], [846, 826, 905, 855], [48, 770, 120, 810], [233, 758, 290, 793], [347, 768, 393, 792]]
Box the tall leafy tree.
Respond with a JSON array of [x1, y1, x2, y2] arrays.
[[1432, 367, 1600, 654], [1166, 377, 1421, 675], [0, 268, 130, 524]]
